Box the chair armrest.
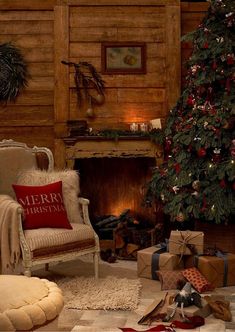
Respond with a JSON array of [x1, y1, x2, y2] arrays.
[[77, 197, 100, 248], [78, 196, 91, 226], [78, 197, 90, 205]]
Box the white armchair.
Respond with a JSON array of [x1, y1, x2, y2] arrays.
[[0, 139, 100, 277]]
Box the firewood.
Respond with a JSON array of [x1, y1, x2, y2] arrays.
[[96, 215, 118, 228], [115, 233, 125, 249]]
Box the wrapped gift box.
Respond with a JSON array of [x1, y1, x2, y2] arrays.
[[169, 230, 204, 255], [137, 245, 183, 280], [167, 297, 211, 319], [195, 253, 235, 288]]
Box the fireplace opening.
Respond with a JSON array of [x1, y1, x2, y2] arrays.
[[75, 157, 155, 222], [75, 157, 163, 258]]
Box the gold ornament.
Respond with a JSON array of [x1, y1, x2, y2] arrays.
[[222, 120, 229, 129], [192, 180, 200, 191], [160, 193, 165, 202], [175, 212, 185, 222]]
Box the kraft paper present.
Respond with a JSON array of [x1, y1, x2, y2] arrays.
[[167, 298, 211, 319], [137, 245, 183, 280], [195, 253, 235, 288], [168, 230, 204, 255]]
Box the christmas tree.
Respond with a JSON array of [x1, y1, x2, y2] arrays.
[[146, 0, 235, 226]]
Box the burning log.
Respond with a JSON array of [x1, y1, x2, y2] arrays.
[[95, 209, 156, 260]]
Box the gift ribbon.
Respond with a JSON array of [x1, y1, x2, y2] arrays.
[[151, 241, 168, 280], [216, 250, 228, 287], [120, 315, 205, 331], [170, 231, 202, 259]]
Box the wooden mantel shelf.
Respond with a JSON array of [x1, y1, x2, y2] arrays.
[[54, 136, 163, 169], [63, 135, 158, 143]]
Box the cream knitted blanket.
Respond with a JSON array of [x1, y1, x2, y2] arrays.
[[0, 195, 22, 273]]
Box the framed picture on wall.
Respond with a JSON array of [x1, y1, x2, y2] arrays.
[[101, 42, 146, 75]]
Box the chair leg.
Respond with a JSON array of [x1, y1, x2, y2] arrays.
[[45, 263, 49, 271], [94, 252, 99, 279], [24, 268, 31, 277]]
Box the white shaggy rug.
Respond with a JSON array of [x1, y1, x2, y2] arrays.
[[57, 275, 142, 310]]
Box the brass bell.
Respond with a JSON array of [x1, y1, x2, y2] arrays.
[[86, 107, 94, 118], [94, 94, 105, 105]]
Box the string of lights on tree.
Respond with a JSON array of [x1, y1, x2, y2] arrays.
[[146, 0, 235, 225]]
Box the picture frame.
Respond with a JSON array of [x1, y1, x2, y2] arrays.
[[101, 42, 146, 75]]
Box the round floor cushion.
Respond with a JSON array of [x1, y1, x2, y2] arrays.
[[0, 275, 64, 331]]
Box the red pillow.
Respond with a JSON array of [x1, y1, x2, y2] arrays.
[[13, 181, 72, 230]]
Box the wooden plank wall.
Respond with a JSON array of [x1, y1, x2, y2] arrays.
[[54, 0, 181, 138], [0, 1, 56, 151], [0, 1, 208, 152]]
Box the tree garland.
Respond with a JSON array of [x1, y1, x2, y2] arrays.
[[0, 43, 28, 103]]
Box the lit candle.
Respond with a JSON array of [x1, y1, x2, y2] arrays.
[[140, 123, 148, 132], [130, 123, 138, 132]]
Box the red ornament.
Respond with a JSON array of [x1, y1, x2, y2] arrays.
[[219, 179, 226, 188], [226, 78, 231, 94], [227, 55, 234, 65], [160, 168, 167, 177], [197, 148, 207, 157], [187, 95, 194, 106], [212, 60, 217, 70], [230, 139, 235, 159], [212, 154, 221, 163], [200, 194, 207, 212], [203, 42, 209, 49], [164, 138, 172, 152], [174, 163, 181, 174], [187, 144, 193, 152], [215, 128, 221, 137]]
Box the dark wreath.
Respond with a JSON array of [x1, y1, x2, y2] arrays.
[[0, 43, 28, 103]]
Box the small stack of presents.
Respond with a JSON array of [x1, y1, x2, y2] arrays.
[[137, 230, 235, 323]]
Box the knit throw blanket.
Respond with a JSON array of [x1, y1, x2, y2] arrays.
[[0, 195, 22, 273]]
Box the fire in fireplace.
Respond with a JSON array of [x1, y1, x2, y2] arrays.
[[75, 157, 163, 259]]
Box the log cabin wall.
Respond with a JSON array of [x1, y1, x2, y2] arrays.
[[54, 0, 182, 146], [0, 1, 208, 155], [0, 1, 56, 151]]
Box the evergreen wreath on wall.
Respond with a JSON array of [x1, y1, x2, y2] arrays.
[[0, 43, 28, 103]]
